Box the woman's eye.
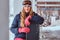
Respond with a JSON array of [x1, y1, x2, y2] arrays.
[[28, 6, 30, 7], [24, 5, 31, 7], [25, 6, 26, 7]]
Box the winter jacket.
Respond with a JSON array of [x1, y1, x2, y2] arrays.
[[10, 12, 44, 40]]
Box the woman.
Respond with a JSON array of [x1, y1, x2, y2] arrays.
[[10, 0, 44, 40]]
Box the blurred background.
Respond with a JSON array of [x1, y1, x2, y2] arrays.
[[9, 0, 60, 40]]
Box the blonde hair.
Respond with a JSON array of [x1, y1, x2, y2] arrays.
[[20, 7, 34, 27]]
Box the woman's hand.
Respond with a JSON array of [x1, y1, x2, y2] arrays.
[[18, 27, 30, 33], [25, 15, 32, 26]]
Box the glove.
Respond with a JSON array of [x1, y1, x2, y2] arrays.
[[18, 27, 30, 33], [25, 15, 32, 26], [14, 38, 25, 40]]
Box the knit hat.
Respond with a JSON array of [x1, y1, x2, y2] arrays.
[[23, 0, 32, 5]]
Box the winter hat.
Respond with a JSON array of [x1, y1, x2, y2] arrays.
[[23, 0, 32, 5]]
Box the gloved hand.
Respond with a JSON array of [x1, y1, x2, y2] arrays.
[[25, 15, 32, 26], [14, 38, 25, 40], [18, 27, 30, 33]]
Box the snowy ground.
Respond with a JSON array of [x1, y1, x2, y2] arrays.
[[39, 20, 60, 40]]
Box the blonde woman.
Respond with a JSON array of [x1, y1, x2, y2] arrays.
[[10, 0, 44, 40]]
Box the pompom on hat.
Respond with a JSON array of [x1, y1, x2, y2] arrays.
[[23, 0, 32, 5]]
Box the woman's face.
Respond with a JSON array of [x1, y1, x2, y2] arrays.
[[23, 5, 31, 13]]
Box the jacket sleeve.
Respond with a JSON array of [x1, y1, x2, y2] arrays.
[[10, 14, 19, 34], [31, 13, 44, 24]]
